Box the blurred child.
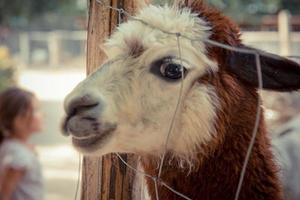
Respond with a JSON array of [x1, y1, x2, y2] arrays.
[[0, 87, 43, 200]]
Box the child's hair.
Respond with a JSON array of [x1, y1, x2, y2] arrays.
[[0, 87, 35, 143]]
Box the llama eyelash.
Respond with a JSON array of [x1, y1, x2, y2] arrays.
[[149, 57, 188, 81]]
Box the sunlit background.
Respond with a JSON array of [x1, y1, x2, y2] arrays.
[[0, 0, 300, 199]]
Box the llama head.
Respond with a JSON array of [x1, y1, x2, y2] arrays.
[[62, 2, 300, 159]]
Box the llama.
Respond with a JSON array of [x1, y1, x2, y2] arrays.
[[62, 1, 300, 199]]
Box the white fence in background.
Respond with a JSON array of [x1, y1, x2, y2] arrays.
[[241, 31, 300, 56], [15, 10, 300, 67], [242, 11, 300, 58], [19, 31, 87, 66]]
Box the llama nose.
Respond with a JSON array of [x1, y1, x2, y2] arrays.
[[65, 94, 100, 117]]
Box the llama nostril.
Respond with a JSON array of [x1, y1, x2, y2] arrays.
[[67, 94, 100, 117]]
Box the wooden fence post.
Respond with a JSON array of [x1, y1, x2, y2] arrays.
[[278, 10, 291, 56], [82, 1, 144, 199]]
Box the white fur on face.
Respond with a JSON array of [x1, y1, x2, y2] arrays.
[[66, 5, 219, 158], [105, 5, 216, 68]]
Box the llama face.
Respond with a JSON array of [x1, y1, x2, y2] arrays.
[[63, 5, 220, 157]]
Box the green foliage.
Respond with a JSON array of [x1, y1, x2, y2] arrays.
[[281, 0, 300, 15]]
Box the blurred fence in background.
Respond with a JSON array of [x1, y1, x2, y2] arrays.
[[19, 31, 86, 66], [242, 10, 300, 57], [1, 10, 299, 68], [3, 30, 86, 67]]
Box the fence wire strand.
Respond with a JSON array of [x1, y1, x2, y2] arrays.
[[158, 33, 185, 178], [75, 154, 82, 200], [76, 0, 299, 199], [234, 53, 263, 200], [154, 178, 160, 200]]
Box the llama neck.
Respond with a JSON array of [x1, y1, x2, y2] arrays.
[[141, 117, 283, 200]]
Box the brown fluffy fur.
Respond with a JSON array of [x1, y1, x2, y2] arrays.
[[141, 1, 283, 199]]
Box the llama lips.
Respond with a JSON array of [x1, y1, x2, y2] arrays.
[[72, 133, 107, 147], [64, 115, 100, 137], [71, 124, 117, 148]]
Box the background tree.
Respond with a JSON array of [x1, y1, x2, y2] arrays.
[[281, 0, 300, 15]]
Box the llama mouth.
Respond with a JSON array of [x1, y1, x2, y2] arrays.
[[71, 127, 116, 148]]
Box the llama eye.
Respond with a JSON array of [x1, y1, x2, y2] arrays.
[[160, 62, 186, 79]]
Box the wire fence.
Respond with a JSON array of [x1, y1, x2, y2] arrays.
[[74, 0, 298, 199]]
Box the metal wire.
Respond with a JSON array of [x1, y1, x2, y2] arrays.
[[158, 33, 185, 178], [74, 154, 82, 200], [116, 153, 153, 179], [161, 181, 193, 200], [234, 53, 263, 200], [116, 152, 193, 200], [154, 178, 160, 200], [88, 1, 296, 200], [287, 56, 300, 59]]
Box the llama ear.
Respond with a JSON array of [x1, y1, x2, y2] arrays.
[[226, 46, 300, 91]]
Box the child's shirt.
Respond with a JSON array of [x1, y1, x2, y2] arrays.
[[0, 139, 43, 200]]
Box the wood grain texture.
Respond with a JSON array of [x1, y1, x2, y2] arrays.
[[82, 0, 143, 199]]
